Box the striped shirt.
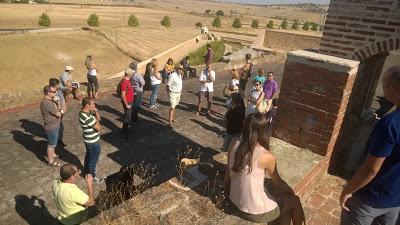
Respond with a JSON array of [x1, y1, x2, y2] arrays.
[[79, 111, 100, 143]]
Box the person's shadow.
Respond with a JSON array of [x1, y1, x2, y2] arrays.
[[12, 120, 83, 169], [15, 195, 59, 225]]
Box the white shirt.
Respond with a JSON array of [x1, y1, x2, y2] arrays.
[[167, 72, 182, 93], [199, 69, 215, 92], [150, 72, 162, 85], [88, 68, 97, 76], [229, 79, 239, 91]]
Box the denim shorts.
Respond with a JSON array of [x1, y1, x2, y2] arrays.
[[46, 128, 59, 148]]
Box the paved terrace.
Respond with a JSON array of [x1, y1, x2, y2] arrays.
[[0, 63, 342, 225]]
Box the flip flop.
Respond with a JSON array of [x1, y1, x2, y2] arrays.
[[48, 160, 62, 167]]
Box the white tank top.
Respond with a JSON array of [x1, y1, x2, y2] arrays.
[[87, 68, 97, 76], [229, 143, 278, 214]]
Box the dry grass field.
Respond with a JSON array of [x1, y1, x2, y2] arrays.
[[0, 30, 131, 95], [0, 0, 324, 97]]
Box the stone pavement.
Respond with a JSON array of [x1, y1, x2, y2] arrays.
[[0, 60, 345, 225]]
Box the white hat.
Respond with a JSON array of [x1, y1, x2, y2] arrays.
[[65, 66, 74, 71]]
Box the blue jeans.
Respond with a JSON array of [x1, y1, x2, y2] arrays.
[[84, 142, 101, 177], [46, 128, 60, 148], [150, 84, 160, 106], [133, 91, 143, 111], [341, 196, 400, 225]]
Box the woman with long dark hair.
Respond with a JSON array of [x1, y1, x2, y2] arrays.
[[225, 113, 305, 225]]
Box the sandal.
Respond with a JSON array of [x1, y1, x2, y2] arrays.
[[195, 111, 200, 116], [48, 160, 62, 167]]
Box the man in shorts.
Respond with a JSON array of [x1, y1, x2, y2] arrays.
[[196, 63, 215, 117], [166, 69, 183, 128], [40, 85, 63, 167], [340, 67, 400, 225]]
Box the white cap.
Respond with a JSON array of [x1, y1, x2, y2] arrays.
[[65, 66, 74, 71]]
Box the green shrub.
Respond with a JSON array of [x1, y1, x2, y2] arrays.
[[216, 10, 224, 16], [87, 13, 100, 27], [205, 9, 211, 14], [311, 23, 319, 31], [128, 14, 139, 27], [232, 18, 241, 28], [188, 41, 225, 66], [303, 22, 310, 31], [38, 12, 51, 27], [266, 20, 274, 29], [212, 17, 221, 28], [292, 20, 299, 30], [281, 19, 288, 29], [160, 16, 171, 27], [195, 22, 202, 27], [251, 19, 259, 28]]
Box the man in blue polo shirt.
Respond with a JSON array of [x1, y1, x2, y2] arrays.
[[340, 66, 400, 225]]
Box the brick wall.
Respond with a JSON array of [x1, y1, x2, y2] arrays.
[[274, 50, 359, 156], [264, 30, 321, 50], [320, 0, 400, 61]]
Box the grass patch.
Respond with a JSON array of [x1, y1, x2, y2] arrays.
[[188, 41, 225, 66]]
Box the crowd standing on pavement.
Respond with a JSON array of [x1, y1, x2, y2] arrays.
[[36, 47, 400, 225]]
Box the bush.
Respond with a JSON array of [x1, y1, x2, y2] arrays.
[[216, 10, 224, 16], [188, 41, 225, 66], [160, 16, 171, 27], [303, 22, 310, 31], [281, 19, 288, 29], [212, 17, 221, 28], [205, 9, 211, 14], [232, 18, 241, 28], [87, 13, 100, 27], [128, 14, 139, 27], [266, 20, 274, 29], [251, 19, 259, 28], [38, 12, 51, 27], [292, 20, 299, 30], [195, 22, 202, 27], [311, 23, 319, 31]]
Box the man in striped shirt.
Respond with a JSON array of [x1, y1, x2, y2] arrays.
[[79, 97, 104, 183]]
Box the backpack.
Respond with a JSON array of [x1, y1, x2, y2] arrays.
[[116, 79, 126, 97]]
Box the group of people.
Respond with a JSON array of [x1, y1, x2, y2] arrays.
[[38, 45, 400, 225]]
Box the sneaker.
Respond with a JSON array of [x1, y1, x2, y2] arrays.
[[149, 104, 156, 109], [93, 176, 105, 183]]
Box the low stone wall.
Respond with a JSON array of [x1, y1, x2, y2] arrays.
[[264, 30, 321, 50]]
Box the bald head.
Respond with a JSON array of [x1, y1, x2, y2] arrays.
[[60, 164, 78, 181]]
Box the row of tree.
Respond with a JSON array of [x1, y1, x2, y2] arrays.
[[38, 12, 171, 28]]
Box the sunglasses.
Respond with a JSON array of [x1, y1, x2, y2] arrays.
[[254, 83, 261, 86]]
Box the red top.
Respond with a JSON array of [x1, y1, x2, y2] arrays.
[[121, 78, 134, 103]]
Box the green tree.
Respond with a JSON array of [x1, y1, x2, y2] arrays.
[[232, 18, 241, 28], [127, 14, 139, 27], [212, 17, 221, 28], [160, 16, 171, 27], [205, 9, 211, 14], [266, 20, 274, 29], [251, 19, 259, 28], [311, 23, 319, 31], [303, 22, 310, 31], [38, 12, 51, 27], [87, 13, 100, 27], [195, 22, 202, 27], [216, 10, 224, 16], [281, 19, 288, 29], [292, 20, 299, 30]]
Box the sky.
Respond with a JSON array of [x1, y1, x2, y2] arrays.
[[216, 0, 330, 5]]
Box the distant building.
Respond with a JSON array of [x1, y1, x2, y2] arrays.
[[201, 26, 208, 34]]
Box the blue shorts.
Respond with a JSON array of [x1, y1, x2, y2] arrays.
[[46, 128, 59, 148]]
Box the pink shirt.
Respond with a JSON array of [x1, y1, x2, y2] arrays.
[[229, 142, 278, 214]]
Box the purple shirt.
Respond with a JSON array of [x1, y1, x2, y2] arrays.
[[263, 79, 278, 100]]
